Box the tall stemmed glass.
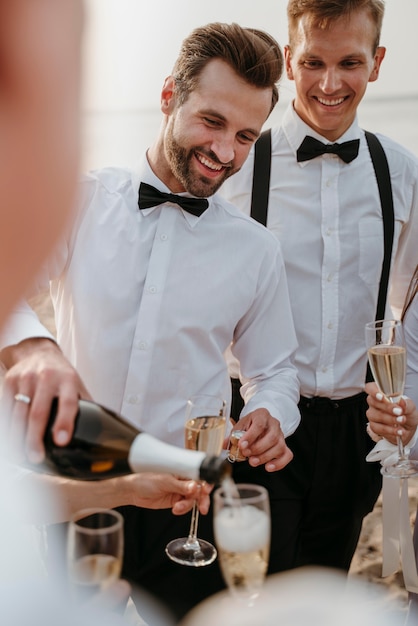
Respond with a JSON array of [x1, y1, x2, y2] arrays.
[[67, 508, 124, 604], [365, 319, 418, 478], [165, 394, 227, 566], [213, 483, 271, 604]]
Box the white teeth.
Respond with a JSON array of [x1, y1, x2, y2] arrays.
[[197, 154, 222, 171], [317, 97, 345, 106]]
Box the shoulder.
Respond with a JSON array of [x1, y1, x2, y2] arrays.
[[211, 193, 283, 249], [79, 166, 134, 195], [76, 167, 138, 220], [366, 132, 418, 175]]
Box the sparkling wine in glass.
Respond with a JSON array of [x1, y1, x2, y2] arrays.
[[165, 394, 227, 566], [365, 318, 418, 478], [213, 483, 270, 604], [67, 508, 124, 604]]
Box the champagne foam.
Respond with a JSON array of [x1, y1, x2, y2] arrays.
[[215, 505, 269, 552]]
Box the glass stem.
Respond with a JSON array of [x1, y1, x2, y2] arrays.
[[390, 396, 408, 463], [187, 501, 200, 542], [396, 434, 408, 463]]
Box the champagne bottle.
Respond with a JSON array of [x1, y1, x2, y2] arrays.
[[43, 398, 231, 482]]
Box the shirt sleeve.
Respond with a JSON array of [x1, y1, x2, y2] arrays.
[[0, 300, 55, 349], [230, 239, 300, 438]]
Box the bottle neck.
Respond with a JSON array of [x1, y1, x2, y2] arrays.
[[128, 433, 206, 480]]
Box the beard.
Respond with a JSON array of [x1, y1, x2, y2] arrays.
[[165, 123, 233, 198]]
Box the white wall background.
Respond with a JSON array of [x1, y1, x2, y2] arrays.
[[81, 0, 418, 111], [79, 0, 418, 169]]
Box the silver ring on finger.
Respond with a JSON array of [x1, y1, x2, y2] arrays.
[[14, 393, 32, 405]]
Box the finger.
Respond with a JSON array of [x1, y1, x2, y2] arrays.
[[366, 405, 394, 425], [264, 447, 294, 472], [51, 384, 89, 444], [9, 393, 30, 461], [247, 436, 289, 468], [25, 386, 79, 463], [172, 498, 195, 515], [197, 495, 211, 515], [242, 421, 282, 458]]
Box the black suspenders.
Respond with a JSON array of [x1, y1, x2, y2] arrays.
[[250, 129, 273, 225], [250, 129, 272, 227], [250, 128, 395, 384], [363, 131, 395, 324]]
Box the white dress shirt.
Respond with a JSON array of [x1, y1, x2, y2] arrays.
[[221, 103, 418, 400], [0, 155, 300, 446]]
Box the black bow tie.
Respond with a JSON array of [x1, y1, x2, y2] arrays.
[[297, 135, 360, 164], [138, 182, 209, 217]]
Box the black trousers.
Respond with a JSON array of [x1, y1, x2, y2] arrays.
[[278, 393, 382, 570], [116, 388, 382, 619]]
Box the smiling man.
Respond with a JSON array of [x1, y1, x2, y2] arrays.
[[0, 22, 300, 618], [221, 0, 418, 575]]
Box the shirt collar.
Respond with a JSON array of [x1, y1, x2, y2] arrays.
[[282, 101, 362, 165]]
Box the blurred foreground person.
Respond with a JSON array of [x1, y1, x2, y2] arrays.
[[180, 567, 405, 626], [0, 1, 180, 624], [0, 0, 83, 329]]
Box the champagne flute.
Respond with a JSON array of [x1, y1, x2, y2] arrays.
[[165, 394, 227, 566], [213, 483, 270, 603], [365, 318, 418, 478], [67, 507, 124, 604]]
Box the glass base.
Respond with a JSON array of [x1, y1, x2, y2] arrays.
[[165, 537, 217, 567], [381, 460, 418, 478]]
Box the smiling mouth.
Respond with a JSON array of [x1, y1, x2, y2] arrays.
[[316, 96, 347, 107], [196, 152, 226, 172]]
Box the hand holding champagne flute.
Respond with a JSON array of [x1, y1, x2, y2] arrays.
[[165, 394, 227, 566], [365, 318, 418, 477], [213, 483, 270, 604]]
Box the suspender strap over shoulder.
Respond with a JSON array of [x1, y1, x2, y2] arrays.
[[364, 131, 395, 323], [250, 129, 272, 225]]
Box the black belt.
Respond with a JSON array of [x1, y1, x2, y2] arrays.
[[299, 391, 366, 411]]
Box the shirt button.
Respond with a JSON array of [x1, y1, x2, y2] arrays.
[[136, 340, 148, 350], [322, 366, 328, 373], [127, 394, 140, 404], [327, 274, 333, 282], [326, 179, 332, 187], [326, 228, 332, 236], [148, 285, 157, 294], [160, 233, 168, 241], [327, 322, 333, 329]]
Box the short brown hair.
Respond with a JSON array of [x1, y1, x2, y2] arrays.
[[287, 0, 385, 53], [172, 22, 283, 114]]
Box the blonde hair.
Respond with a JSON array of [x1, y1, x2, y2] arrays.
[[287, 0, 385, 53]]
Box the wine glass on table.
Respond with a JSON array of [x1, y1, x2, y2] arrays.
[[365, 318, 418, 478], [165, 394, 227, 566], [67, 507, 124, 605], [213, 483, 270, 604]]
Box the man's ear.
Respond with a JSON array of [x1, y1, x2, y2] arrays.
[[369, 46, 386, 83], [161, 75, 176, 113], [284, 45, 294, 80]]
